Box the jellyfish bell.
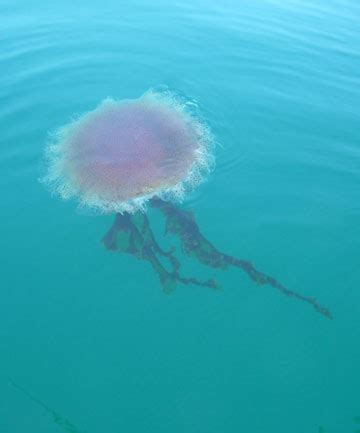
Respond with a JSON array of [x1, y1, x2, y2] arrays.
[[43, 90, 214, 214]]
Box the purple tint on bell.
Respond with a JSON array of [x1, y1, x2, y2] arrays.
[[43, 90, 213, 213]]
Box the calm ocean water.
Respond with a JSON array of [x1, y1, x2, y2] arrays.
[[1, 1, 360, 432]]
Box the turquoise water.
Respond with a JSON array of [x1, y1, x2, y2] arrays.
[[1, 0, 360, 432]]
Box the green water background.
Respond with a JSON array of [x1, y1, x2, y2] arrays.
[[1, 0, 360, 432]]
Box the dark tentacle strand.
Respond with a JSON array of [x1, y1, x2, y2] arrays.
[[102, 212, 219, 293], [151, 198, 332, 319], [222, 254, 332, 319], [9, 380, 85, 433]]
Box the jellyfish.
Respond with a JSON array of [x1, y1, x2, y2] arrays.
[[43, 90, 332, 319]]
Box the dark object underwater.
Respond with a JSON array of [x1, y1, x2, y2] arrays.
[[102, 198, 332, 319], [10, 380, 85, 433]]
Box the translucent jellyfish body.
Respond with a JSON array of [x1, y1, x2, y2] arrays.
[[43, 90, 213, 213]]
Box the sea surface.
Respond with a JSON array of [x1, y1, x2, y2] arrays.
[[1, 1, 360, 432]]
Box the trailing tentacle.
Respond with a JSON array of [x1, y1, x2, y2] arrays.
[[151, 198, 332, 319]]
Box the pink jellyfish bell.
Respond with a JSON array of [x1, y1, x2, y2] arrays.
[[43, 90, 213, 213]]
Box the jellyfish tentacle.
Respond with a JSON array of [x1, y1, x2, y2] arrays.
[[222, 254, 332, 319], [136, 212, 181, 271], [142, 245, 178, 293], [9, 380, 85, 433], [102, 212, 220, 292], [102, 212, 132, 251], [102, 213, 177, 292], [151, 198, 332, 319], [127, 212, 180, 292], [136, 213, 220, 290], [152, 198, 228, 269], [177, 275, 220, 290]]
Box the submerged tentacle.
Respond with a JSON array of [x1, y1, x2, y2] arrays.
[[222, 255, 332, 319], [151, 198, 332, 319], [10, 380, 85, 433], [102, 212, 219, 292]]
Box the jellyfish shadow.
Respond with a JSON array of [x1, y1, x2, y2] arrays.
[[102, 198, 332, 319]]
